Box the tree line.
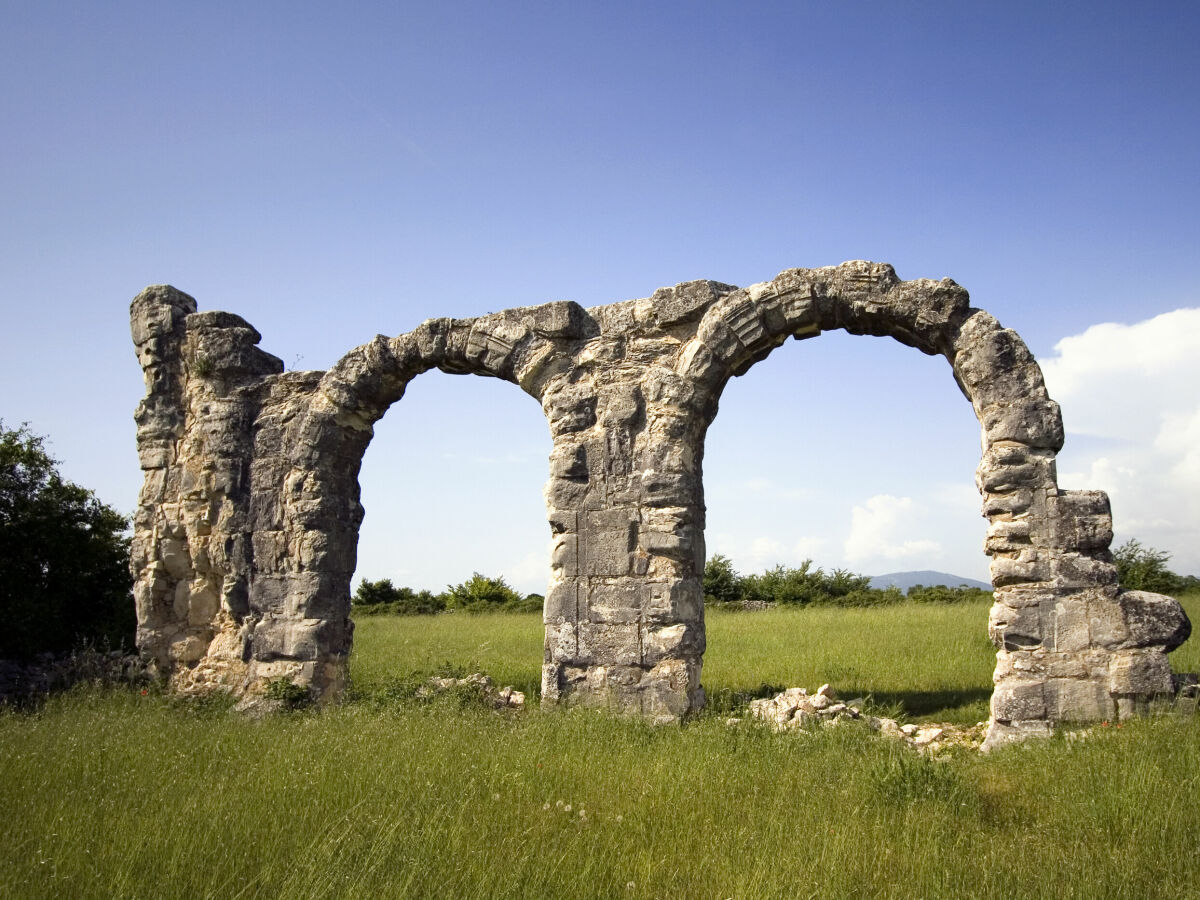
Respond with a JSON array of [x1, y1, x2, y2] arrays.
[[353, 573, 544, 615], [2, 420, 1197, 652], [702, 555, 991, 608]]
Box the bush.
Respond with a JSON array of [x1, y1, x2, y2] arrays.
[[701, 556, 991, 608], [0, 422, 134, 659], [1113, 539, 1185, 594], [741, 561, 872, 606], [443, 573, 531, 613], [352, 578, 445, 615], [703, 554, 741, 605]]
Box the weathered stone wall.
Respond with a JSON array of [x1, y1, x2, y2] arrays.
[[130, 262, 1191, 746]]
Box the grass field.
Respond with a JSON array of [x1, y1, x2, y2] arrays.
[[2, 593, 1198, 899]]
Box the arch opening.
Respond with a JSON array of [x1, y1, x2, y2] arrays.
[[698, 329, 993, 723], [349, 369, 551, 695]]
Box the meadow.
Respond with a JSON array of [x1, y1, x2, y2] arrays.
[[2, 594, 1198, 899]]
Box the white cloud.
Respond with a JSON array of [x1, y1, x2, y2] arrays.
[[503, 547, 552, 595], [843, 494, 942, 565], [792, 536, 828, 560], [1040, 308, 1200, 439], [750, 536, 783, 562], [1042, 307, 1200, 573]]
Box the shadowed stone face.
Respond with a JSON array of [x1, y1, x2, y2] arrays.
[[130, 262, 1190, 745]]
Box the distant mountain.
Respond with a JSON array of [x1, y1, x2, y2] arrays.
[[869, 570, 992, 593]]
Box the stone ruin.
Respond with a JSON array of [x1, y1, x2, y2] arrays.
[[130, 261, 1191, 748]]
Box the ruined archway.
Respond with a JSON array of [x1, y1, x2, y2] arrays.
[[130, 262, 1190, 747]]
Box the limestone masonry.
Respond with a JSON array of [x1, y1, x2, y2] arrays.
[[130, 262, 1191, 748]]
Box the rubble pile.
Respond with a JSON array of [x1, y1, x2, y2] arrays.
[[745, 683, 987, 753]]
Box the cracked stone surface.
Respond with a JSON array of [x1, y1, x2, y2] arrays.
[[129, 262, 1191, 745]]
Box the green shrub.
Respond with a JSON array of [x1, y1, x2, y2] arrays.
[[352, 578, 445, 615], [740, 561, 872, 606], [0, 422, 134, 659], [703, 554, 741, 605], [1113, 539, 1187, 594], [264, 677, 311, 709], [443, 573, 526, 612]]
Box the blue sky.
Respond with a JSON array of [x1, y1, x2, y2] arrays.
[[3, 1, 1198, 592]]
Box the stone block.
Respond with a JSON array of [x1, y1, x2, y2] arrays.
[[641, 623, 704, 664], [169, 634, 208, 664], [1119, 590, 1191, 650], [523, 300, 585, 338], [989, 551, 1049, 587], [981, 718, 1053, 751], [187, 581, 221, 627], [991, 679, 1047, 722], [641, 365, 695, 407], [640, 527, 694, 560], [543, 622, 579, 662], [159, 537, 192, 580], [981, 487, 1034, 518], [1108, 648, 1174, 696], [985, 518, 1032, 554], [638, 658, 702, 721], [544, 476, 589, 509], [551, 533, 578, 576], [413, 317, 450, 361], [979, 400, 1064, 451], [1052, 553, 1117, 590], [1047, 597, 1091, 653], [543, 385, 597, 436], [696, 315, 742, 361], [250, 617, 325, 662], [1087, 592, 1129, 649], [1044, 677, 1113, 722], [138, 444, 175, 470], [576, 623, 641, 666], [1050, 490, 1113, 553], [642, 280, 732, 328], [988, 601, 1043, 650], [513, 340, 562, 394], [584, 530, 634, 576], [585, 581, 643, 624], [675, 339, 723, 386], [640, 471, 698, 507], [645, 579, 703, 624]]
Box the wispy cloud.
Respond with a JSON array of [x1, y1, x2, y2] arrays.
[[843, 494, 942, 565]]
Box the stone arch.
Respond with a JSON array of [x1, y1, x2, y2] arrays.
[[262, 314, 576, 696], [669, 262, 1189, 745], [131, 265, 1189, 745], [130, 288, 584, 700]]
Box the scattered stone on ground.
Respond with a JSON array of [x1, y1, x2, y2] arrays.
[[416, 672, 526, 710], [745, 683, 988, 753]]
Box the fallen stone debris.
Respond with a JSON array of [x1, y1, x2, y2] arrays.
[[742, 683, 987, 754], [416, 672, 526, 710]]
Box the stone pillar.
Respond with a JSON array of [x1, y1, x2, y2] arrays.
[[131, 288, 284, 690], [540, 352, 708, 721], [131, 286, 195, 670]]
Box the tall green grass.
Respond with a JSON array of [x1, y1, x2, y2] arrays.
[[0, 593, 1196, 899]]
